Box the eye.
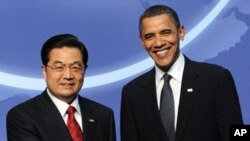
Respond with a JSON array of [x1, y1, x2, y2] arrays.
[[72, 66, 81, 70], [161, 29, 171, 35], [54, 64, 63, 67], [144, 33, 154, 40], [54, 66, 64, 71], [71, 64, 83, 72]]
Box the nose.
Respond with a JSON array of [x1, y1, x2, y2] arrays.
[[155, 35, 164, 47], [62, 67, 73, 79]]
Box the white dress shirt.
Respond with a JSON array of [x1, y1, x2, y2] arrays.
[[155, 53, 185, 129], [47, 89, 83, 131]]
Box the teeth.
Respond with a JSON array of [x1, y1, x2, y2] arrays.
[[156, 50, 167, 56]]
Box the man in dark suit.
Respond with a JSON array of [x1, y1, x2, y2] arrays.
[[120, 5, 243, 141], [7, 34, 116, 141]]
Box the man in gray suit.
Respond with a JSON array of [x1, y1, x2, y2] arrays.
[[120, 5, 243, 141], [7, 34, 116, 141]]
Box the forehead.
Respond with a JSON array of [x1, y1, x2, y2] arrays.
[[49, 47, 83, 63], [141, 14, 176, 32]]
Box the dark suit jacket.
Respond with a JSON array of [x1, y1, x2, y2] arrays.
[[7, 91, 116, 141], [120, 57, 243, 141]]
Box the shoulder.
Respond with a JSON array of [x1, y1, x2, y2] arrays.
[[186, 57, 231, 76], [184, 58, 236, 87], [123, 68, 154, 89], [6, 93, 45, 123], [8, 94, 43, 114]]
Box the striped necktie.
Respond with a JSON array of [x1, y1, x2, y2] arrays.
[[66, 106, 84, 141], [160, 74, 175, 141]]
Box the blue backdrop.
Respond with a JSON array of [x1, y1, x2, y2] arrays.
[[0, 0, 249, 140]]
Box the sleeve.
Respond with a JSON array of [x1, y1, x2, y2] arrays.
[[6, 107, 41, 141], [108, 109, 116, 141], [215, 69, 243, 141], [120, 86, 139, 141]]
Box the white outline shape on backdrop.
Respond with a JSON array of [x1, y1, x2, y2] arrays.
[[0, 0, 228, 90]]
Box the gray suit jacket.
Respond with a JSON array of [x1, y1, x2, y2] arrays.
[[120, 57, 243, 141], [7, 91, 116, 141]]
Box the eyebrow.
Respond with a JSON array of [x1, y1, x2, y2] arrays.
[[160, 29, 172, 33], [143, 28, 172, 38], [52, 61, 63, 65], [52, 61, 83, 65]]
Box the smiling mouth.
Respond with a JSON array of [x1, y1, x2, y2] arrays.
[[155, 49, 168, 57], [61, 83, 74, 87]]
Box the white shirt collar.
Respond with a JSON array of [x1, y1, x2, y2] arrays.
[[46, 89, 81, 117], [155, 53, 185, 82]]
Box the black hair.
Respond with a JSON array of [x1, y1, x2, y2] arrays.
[[41, 34, 88, 67], [139, 4, 180, 35]]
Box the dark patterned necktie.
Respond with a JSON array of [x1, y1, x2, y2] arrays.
[[160, 74, 175, 141], [66, 106, 84, 141]]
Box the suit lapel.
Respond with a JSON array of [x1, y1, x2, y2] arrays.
[[37, 92, 72, 141], [79, 97, 96, 141], [175, 58, 200, 141], [141, 69, 169, 140]]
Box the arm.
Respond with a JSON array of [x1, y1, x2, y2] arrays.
[[216, 69, 243, 141], [120, 86, 138, 141], [108, 110, 116, 141], [7, 107, 41, 141]]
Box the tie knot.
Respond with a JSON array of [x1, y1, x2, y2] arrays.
[[164, 73, 171, 83], [66, 106, 76, 115]]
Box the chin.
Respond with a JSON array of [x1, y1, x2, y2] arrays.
[[60, 91, 76, 96], [156, 61, 172, 69], [157, 60, 171, 66]]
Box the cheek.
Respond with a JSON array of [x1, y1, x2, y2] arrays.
[[145, 41, 154, 50], [166, 36, 177, 44], [46, 73, 60, 84], [144, 48, 154, 57], [142, 39, 153, 48], [75, 75, 84, 83]]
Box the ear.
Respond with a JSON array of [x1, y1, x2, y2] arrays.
[[42, 65, 47, 80], [178, 25, 185, 41], [139, 34, 146, 48]]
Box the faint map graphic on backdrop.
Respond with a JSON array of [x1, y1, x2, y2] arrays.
[[0, 0, 249, 141]]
